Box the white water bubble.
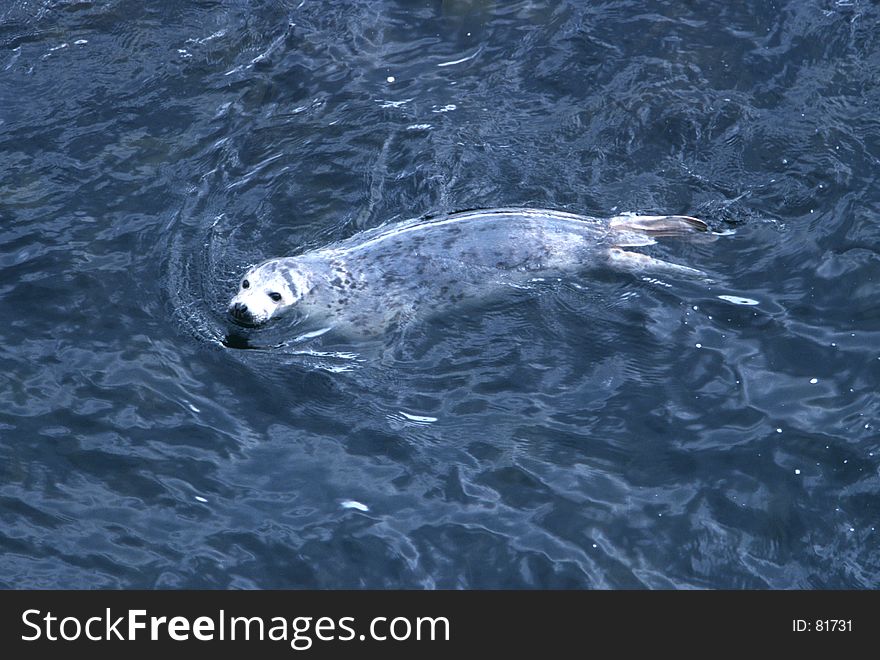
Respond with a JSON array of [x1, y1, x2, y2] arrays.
[[341, 500, 369, 512], [386, 76, 395, 83], [398, 411, 438, 424], [717, 295, 759, 306], [810, 378, 818, 384]]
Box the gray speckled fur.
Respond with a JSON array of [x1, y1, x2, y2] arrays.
[[250, 208, 704, 337]]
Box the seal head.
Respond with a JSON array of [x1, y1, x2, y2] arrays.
[[227, 259, 309, 327]]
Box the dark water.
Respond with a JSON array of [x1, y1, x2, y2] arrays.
[[1, 0, 878, 589]]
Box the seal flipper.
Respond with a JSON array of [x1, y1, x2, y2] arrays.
[[609, 214, 708, 236], [606, 247, 709, 280]]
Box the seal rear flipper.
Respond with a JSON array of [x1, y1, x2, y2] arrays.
[[606, 247, 709, 280], [606, 230, 656, 248], [609, 214, 708, 237]]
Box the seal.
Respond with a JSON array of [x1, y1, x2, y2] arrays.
[[227, 207, 709, 337]]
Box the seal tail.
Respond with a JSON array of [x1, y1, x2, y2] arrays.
[[604, 214, 712, 281]]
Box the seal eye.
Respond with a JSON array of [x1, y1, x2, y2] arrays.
[[242, 279, 250, 289], [268, 292, 282, 302]]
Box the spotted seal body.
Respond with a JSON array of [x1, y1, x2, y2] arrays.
[[228, 207, 708, 337]]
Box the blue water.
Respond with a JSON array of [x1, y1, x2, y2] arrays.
[[1, 0, 878, 588]]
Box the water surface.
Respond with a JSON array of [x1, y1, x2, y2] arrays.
[[1, 0, 878, 588]]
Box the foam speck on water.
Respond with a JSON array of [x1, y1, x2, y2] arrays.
[[341, 500, 369, 512], [398, 411, 438, 423], [717, 295, 759, 306]]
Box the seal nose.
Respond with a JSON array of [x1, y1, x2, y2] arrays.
[[228, 302, 251, 323]]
